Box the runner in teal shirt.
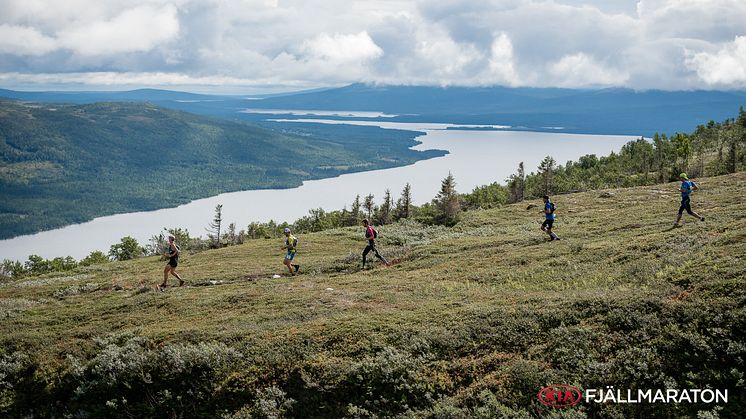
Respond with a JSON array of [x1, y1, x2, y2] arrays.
[[674, 173, 705, 227]]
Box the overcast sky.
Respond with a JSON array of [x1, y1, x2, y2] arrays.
[[1, 0, 745, 93]]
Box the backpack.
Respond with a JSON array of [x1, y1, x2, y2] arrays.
[[366, 226, 378, 239], [550, 202, 556, 213]]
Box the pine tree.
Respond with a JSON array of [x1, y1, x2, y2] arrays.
[[538, 156, 556, 195], [226, 222, 236, 245], [363, 194, 375, 220], [207, 204, 223, 248], [506, 161, 525, 203], [395, 183, 412, 220], [350, 195, 362, 226], [378, 189, 392, 225], [433, 172, 461, 225]]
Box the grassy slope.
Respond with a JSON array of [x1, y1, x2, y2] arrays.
[[1, 173, 745, 416]]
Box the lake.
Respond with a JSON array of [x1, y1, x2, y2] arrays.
[[0, 120, 638, 261]]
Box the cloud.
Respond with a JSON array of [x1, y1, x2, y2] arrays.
[[637, 0, 746, 42], [301, 32, 383, 63], [0, 24, 57, 56], [487, 32, 520, 86], [0, 0, 745, 91], [685, 36, 746, 87], [548, 53, 629, 87], [57, 4, 180, 56], [0, 2, 180, 57], [0, 71, 313, 91]]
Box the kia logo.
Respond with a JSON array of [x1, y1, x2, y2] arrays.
[[537, 384, 582, 407]]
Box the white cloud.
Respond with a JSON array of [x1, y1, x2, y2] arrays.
[[548, 53, 629, 87], [301, 32, 383, 63], [0, 71, 315, 91], [57, 5, 180, 56], [0, 2, 180, 57], [0, 24, 57, 56], [0, 0, 745, 90], [488, 32, 521, 86], [685, 36, 746, 87]]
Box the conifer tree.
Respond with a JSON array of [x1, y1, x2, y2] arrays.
[[433, 172, 461, 226], [538, 156, 556, 195], [363, 194, 375, 220], [378, 189, 392, 225], [395, 182, 413, 220], [207, 204, 223, 248]]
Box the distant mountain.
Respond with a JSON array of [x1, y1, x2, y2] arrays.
[[0, 88, 224, 103], [2, 84, 745, 136], [0, 99, 443, 239], [242, 84, 746, 136]]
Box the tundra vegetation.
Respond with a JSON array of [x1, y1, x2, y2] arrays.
[[0, 109, 744, 417]]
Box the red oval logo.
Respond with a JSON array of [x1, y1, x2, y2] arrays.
[[537, 384, 582, 407]]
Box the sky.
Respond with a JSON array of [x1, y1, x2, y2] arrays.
[[1, 0, 745, 93]]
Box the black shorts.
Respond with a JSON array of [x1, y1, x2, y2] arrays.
[[542, 219, 554, 229], [168, 258, 178, 268], [678, 197, 693, 215]]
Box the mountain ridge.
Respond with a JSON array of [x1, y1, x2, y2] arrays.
[[4, 84, 744, 136]]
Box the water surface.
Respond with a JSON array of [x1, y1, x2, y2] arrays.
[[0, 121, 637, 260]]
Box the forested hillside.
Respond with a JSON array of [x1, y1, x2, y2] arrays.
[[0, 100, 444, 239]]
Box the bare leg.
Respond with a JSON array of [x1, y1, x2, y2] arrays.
[[284, 258, 295, 275], [169, 268, 183, 285], [162, 265, 169, 286]]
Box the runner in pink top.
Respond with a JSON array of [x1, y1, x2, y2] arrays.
[[362, 219, 390, 268]]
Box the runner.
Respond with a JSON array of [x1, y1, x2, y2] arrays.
[[280, 227, 300, 275], [541, 195, 560, 241], [159, 234, 184, 291], [362, 219, 390, 268], [674, 173, 705, 227]]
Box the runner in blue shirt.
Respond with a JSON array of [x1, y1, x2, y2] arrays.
[[541, 195, 560, 241], [674, 173, 705, 227]]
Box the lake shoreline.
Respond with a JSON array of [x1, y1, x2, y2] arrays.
[[0, 122, 638, 261]]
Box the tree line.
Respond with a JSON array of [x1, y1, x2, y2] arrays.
[[2, 107, 744, 279]]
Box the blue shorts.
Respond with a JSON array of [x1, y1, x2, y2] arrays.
[[285, 251, 296, 261]]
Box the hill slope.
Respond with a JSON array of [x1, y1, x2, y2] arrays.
[[1, 172, 744, 417], [0, 100, 443, 239]]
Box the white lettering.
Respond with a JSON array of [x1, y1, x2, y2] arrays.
[[583, 387, 728, 404], [586, 389, 597, 403], [653, 389, 665, 403], [716, 389, 728, 403], [701, 389, 715, 403], [638, 389, 651, 402], [666, 389, 678, 403], [690, 389, 701, 403], [602, 388, 617, 403], [626, 389, 637, 403], [679, 390, 692, 403]]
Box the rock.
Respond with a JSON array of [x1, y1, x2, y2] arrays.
[[326, 287, 334, 291], [598, 192, 615, 198], [272, 274, 282, 279]]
